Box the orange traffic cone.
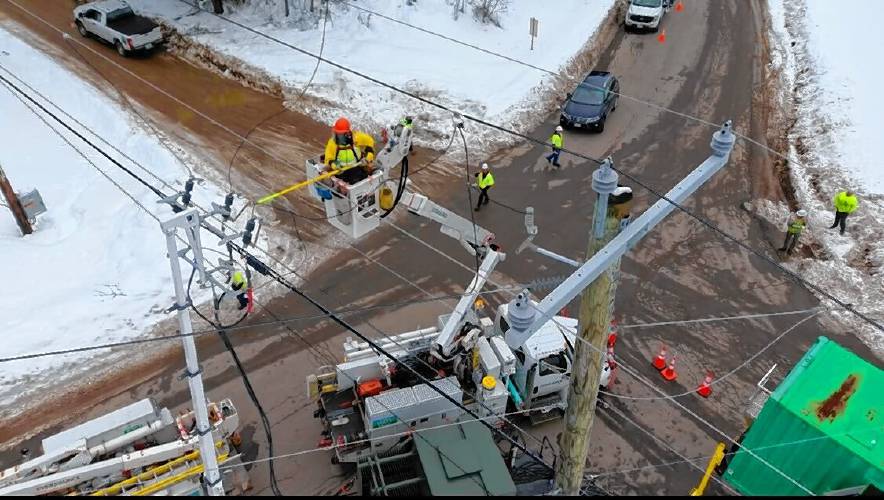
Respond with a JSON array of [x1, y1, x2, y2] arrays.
[[697, 372, 713, 398], [651, 345, 667, 371], [657, 30, 667, 44], [675, 1, 685, 12], [661, 356, 678, 381]]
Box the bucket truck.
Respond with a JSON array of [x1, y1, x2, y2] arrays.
[[0, 398, 248, 496], [305, 189, 611, 464]]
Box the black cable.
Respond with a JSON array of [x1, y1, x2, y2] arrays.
[[231, 243, 558, 475], [0, 64, 556, 481], [458, 127, 482, 274]]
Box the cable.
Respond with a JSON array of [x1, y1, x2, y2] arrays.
[[1, 64, 556, 480], [458, 126, 482, 274], [147, 0, 884, 336], [10, 0, 880, 340], [598, 310, 822, 402], [618, 307, 823, 329], [225, 0, 330, 193]]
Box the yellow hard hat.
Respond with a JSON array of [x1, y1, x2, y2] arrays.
[[482, 376, 496, 390]]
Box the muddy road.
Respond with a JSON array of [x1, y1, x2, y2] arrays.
[[1, 0, 880, 496]]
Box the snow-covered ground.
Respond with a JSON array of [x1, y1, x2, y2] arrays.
[[128, 0, 616, 150], [0, 24, 254, 411], [765, 0, 884, 353]]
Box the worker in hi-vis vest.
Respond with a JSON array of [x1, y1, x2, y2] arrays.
[[474, 163, 495, 212], [779, 209, 807, 255], [545, 125, 564, 167], [231, 270, 249, 310], [830, 190, 858, 236]]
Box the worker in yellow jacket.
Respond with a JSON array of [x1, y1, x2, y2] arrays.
[[474, 163, 495, 212], [830, 190, 858, 235], [324, 117, 376, 184]]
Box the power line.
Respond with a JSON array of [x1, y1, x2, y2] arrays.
[[383, 212, 817, 494], [618, 307, 822, 329], [152, 0, 884, 337], [0, 68, 559, 482]]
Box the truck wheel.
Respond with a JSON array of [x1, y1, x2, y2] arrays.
[[115, 41, 128, 57], [76, 22, 88, 38]]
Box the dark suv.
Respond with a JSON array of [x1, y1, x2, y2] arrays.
[[560, 71, 619, 132]]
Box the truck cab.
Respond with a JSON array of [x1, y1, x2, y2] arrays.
[[494, 303, 612, 415]]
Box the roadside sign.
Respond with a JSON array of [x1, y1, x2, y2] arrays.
[[529, 17, 539, 50]]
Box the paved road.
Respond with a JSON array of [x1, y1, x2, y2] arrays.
[[1, 0, 879, 496]]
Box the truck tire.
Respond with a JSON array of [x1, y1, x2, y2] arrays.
[[115, 41, 128, 57], [76, 22, 88, 38]]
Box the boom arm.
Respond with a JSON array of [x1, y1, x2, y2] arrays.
[[506, 122, 735, 349], [398, 191, 503, 356], [401, 192, 495, 256]]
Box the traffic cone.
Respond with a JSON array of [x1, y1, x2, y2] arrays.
[[675, 1, 685, 12], [657, 30, 667, 44], [697, 372, 713, 398], [651, 345, 667, 371], [661, 356, 678, 381]]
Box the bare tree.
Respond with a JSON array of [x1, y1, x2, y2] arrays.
[[471, 0, 509, 26]]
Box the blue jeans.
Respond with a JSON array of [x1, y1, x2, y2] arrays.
[[546, 149, 561, 165]]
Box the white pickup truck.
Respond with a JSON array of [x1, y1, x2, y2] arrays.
[[74, 1, 163, 57]]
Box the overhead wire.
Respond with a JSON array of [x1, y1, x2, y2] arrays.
[[225, 0, 330, 193], [382, 215, 817, 494], [2, 73, 500, 497], [2, 3, 849, 492], [142, 0, 884, 337]]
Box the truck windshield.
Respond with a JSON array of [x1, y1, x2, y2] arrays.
[[106, 7, 135, 21], [571, 86, 606, 106], [632, 0, 663, 7]]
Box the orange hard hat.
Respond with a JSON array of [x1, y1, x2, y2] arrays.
[[333, 117, 351, 134]]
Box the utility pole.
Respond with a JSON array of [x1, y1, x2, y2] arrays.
[[0, 162, 33, 236], [554, 158, 625, 495], [549, 122, 736, 495], [161, 209, 225, 497]]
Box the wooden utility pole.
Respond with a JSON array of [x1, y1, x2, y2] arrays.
[[0, 162, 33, 236], [555, 159, 625, 495]]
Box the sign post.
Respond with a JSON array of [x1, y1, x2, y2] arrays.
[[529, 17, 539, 50]]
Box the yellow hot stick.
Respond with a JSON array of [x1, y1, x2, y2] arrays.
[[256, 163, 361, 205]]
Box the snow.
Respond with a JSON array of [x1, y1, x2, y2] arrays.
[[766, 0, 884, 354], [0, 24, 233, 409], [127, 0, 616, 150]]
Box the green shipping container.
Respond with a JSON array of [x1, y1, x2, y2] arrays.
[[723, 337, 884, 495]]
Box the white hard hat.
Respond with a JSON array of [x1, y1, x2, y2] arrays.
[[796, 209, 807, 217], [481, 163, 489, 170], [555, 125, 564, 132]]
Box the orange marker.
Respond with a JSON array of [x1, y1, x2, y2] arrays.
[[675, 1, 685, 12], [657, 30, 667, 43]]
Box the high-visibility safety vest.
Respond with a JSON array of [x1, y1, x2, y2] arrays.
[[788, 218, 806, 234], [477, 172, 495, 189], [334, 146, 361, 166], [231, 271, 247, 291], [833, 192, 858, 213], [550, 132, 563, 150], [399, 118, 413, 129]]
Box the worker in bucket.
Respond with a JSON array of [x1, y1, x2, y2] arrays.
[[545, 125, 564, 167], [474, 163, 495, 211], [779, 209, 807, 255], [323, 117, 376, 185], [230, 270, 249, 310]]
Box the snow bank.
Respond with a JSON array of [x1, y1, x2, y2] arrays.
[[128, 0, 617, 151], [766, 0, 884, 354], [0, 24, 237, 409]]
